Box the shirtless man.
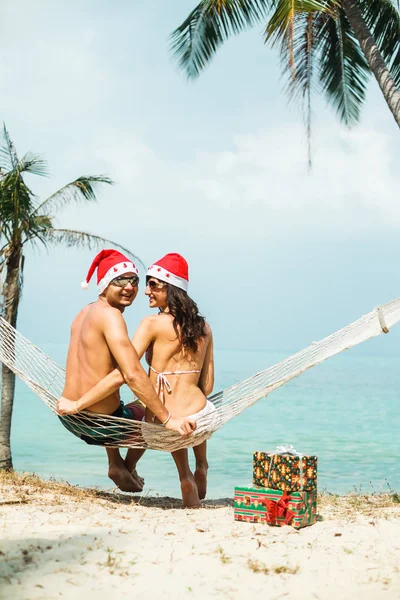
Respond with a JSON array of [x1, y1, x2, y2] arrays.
[[57, 249, 195, 492]]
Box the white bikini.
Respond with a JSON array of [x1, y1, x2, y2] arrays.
[[149, 365, 201, 403]]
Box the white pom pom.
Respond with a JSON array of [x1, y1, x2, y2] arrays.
[[81, 281, 90, 290]]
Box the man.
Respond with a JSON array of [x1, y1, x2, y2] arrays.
[[57, 249, 196, 492]]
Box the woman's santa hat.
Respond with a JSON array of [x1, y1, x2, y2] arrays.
[[147, 253, 189, 291], [81, 249, 138, 294]]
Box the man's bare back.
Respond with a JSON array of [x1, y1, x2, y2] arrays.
[[63, 302, 123, 415]]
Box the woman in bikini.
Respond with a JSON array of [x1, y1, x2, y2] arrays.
[[67, 253, 215, 507]]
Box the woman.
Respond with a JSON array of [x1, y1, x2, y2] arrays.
[[69, 253, 215, 508]]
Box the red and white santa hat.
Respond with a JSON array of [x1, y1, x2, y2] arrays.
[[81, 249, 139, 294], [147, 253, 189, 291]]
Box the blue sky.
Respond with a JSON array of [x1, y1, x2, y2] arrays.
[[2, 0, 400, 357]]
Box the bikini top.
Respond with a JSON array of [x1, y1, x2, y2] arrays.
[[149, 365, 201, 404]]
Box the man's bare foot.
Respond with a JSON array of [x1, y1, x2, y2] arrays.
[[194, 461, 208, 500], [181, 476, 201, 508], [108, 464, 143, 493], [124, 449, 146, 488], [131, 468, 144, 488]]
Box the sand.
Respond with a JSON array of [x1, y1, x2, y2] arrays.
[[1, 472, 400, 600]]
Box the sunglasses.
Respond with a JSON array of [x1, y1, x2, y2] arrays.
[[146, 279, 166, 290], [111, 275, 140, 288]]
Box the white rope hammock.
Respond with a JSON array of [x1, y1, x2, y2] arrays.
[[0, 298, 399, 452]]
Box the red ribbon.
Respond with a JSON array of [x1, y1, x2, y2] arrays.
[[262, 492, 294, 525]]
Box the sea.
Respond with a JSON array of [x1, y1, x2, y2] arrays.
[[10, 342, 400, 499]]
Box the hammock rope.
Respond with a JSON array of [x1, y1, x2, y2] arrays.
[[1, 298, 400, 452]]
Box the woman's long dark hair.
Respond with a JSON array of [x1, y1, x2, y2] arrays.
[[166, 284, 206, 353]]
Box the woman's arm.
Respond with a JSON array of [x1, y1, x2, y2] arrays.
[[57, 368, 125, 415], [198, 327, 214, 397], [57, 318, 155, 415], [131, 318, 155, 360]]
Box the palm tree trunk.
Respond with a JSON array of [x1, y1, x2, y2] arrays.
[[0, 248, 22, 471], [342, 0, 400, 128]]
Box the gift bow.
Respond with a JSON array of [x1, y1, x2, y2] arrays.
[[273, 444, 302, 456], [262, 493, 294, 525], [265, 444, 305, 491]]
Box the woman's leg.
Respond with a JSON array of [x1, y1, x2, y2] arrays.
[[171, 449, 201, 508], [193, 442, 208, 500]]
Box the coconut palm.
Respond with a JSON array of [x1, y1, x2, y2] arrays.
[[170, 0, 400, 159], [0, 124, 139, 471]]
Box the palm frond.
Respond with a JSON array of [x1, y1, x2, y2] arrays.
[[359, 0, 400, 86], [18, 152, 48, 178], [20, 214, 53, 245], [0, 167, 37, 242], [266, 2, 334, 167], [39, 228, 145, 270], [170, 0, 274, 78], [0, 124, 19, 172], [315, 8, 370, 126], [266, 0, 334, 48], [33, 175, 113, 216], [287, 11, 315, 169]]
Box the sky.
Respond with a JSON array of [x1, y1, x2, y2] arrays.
[[2, 0, 400, 359]]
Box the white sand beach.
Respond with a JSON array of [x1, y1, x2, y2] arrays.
[[1, 472, 399, 600]]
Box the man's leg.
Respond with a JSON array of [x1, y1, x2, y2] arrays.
[[106, 448, 143, 493], [123, 401, 146, 487], [125, 448, 146, 486], [171, 449, 200, 508], [193, 442, 208, 500]]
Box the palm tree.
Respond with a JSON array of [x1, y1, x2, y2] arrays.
[[0, 124, 139, 471], [170, 0, 400, 160]]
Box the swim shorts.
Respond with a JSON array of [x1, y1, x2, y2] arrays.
[[59, 401, 145, 446]]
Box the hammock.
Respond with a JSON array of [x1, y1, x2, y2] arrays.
[[0, 298, 399, 452]]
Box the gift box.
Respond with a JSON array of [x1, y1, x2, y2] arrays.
[[234, 485, 317, 529], [253, 446, 317, 492]]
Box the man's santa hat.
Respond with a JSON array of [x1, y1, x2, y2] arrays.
[[81, 249, 138, 294], [147, 253, 189, 291]]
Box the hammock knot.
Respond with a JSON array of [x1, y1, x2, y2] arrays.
[[376, 306, 389, 334]]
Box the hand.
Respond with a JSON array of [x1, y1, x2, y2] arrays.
[[57, 396, 79, 415], [165, 416, 196, 437]]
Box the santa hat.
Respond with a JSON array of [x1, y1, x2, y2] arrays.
[[81, 249, 139, 294], [147, 253, 189, 291]]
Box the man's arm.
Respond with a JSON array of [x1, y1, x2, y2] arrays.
[[58, 310, 196, 436], [59, 317, 153, 413], [58, 368, 124, 414]]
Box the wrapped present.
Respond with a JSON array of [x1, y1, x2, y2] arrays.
[[234, 485, 317, 529], [253, 444, 317, 492]]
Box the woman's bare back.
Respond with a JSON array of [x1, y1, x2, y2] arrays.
[[139, 313, 212, 419]]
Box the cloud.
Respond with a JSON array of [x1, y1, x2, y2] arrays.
[[183, 123, 399, 232], [56, 120, 400, 245]]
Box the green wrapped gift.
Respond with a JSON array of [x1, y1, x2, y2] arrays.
[[253, 445, 317, 492], [234, 485, 317, 529]]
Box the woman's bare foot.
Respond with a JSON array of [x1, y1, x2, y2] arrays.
[[181, 476, 201, 508], [194, 460, 208, 500], [108, 464, 143, 493]]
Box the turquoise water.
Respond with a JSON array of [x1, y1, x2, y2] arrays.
[[10, 343, 400, 498]]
